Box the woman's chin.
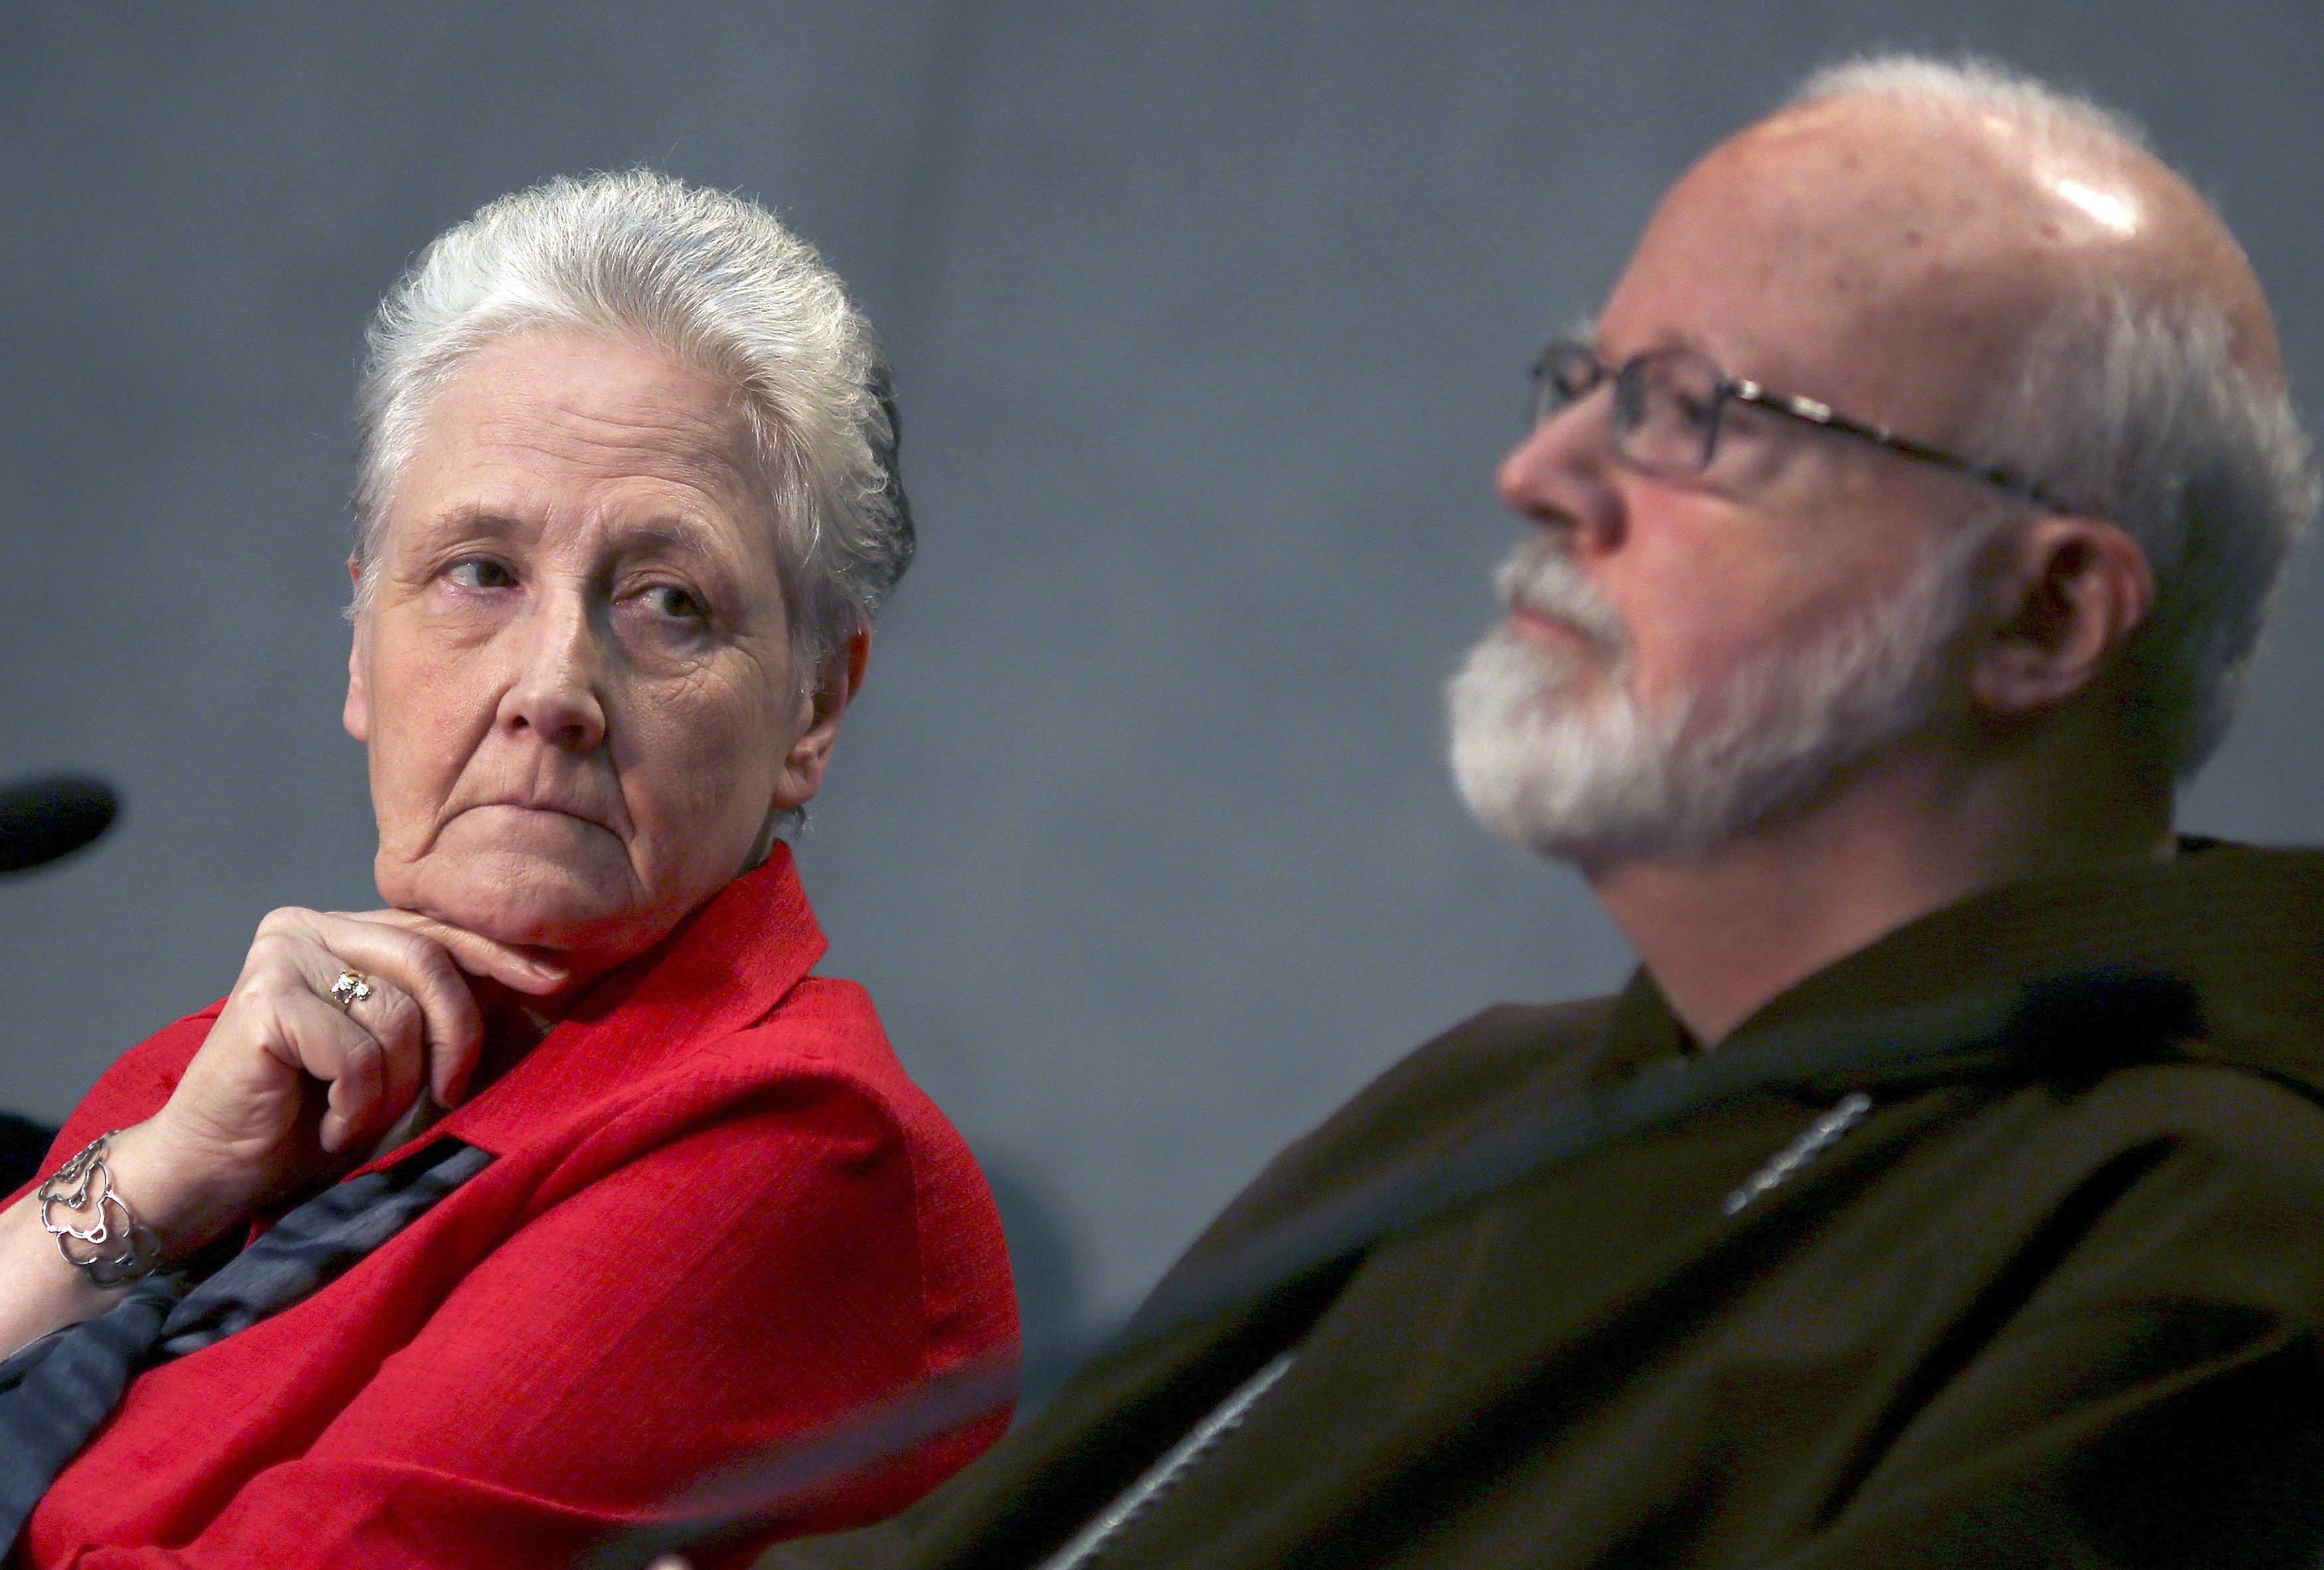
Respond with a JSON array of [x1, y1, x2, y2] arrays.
[[380, 853, 679, 974]]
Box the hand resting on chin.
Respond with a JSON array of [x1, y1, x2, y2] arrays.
[[0, 905, 566, 1355]]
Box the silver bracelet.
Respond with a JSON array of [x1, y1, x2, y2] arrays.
[[37, 1130, 160, 1287]]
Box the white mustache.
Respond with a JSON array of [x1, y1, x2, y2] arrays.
[[1493, 538, 1629, 659]]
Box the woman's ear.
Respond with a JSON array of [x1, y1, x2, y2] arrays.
[[343, 556, 372, 744], [772, 628, 872, 810], [1969, 516, 2155, 719]]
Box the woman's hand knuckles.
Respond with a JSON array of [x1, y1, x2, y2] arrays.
[[230, 966, 305, 1012], [395, 932, 463, 986], [252, 905, 327, 940], [343, 924, 450, 992], [373, 990, 427, 1043]]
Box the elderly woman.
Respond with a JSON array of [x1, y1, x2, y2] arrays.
[[0, 172, 1015, 1566]]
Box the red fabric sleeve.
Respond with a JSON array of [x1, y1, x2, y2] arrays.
[[31, 1069, 991, 1570], [5, 1009, 220, 1206]]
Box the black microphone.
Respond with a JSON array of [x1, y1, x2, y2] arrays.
[[0, 775, 119, 875]]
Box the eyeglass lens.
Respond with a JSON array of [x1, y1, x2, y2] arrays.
[[1529, 341, 1726, 478], [1622, 349, 1724, 476], [1531, 342, 1602, 426]]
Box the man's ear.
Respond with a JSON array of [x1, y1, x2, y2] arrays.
[[343, 556, 372, 744], [772, 628, 872, 810], [1969, 516, 2155, 719]]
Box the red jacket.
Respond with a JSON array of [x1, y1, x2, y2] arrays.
[[11, 847, 1017, 1568]]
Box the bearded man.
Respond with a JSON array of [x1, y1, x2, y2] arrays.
[[761, 54, 2323, 1570]]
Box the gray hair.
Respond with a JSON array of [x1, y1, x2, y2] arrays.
[[351, 169, 914, 673], [1793, 55, 2319, 774]]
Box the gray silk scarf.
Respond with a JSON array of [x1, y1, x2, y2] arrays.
[[0, 1138, 492, 1549]]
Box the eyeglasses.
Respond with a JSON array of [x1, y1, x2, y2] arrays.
[[1529, 340, 2070, 512]]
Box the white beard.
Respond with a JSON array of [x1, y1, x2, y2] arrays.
[[1447, 528, 1991, 867]]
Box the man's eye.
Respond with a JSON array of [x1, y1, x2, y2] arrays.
[[1670, 389, 1719, 428], [445, 559, 515, 589]]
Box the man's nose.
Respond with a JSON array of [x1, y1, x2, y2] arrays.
[[1497, 398, 1625, 553], [497, 590, 608, 752]]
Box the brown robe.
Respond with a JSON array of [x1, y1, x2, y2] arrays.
[[771, 842, 2324, 1569]]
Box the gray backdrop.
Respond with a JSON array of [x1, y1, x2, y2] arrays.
[[3, 2, 2320, 1384]]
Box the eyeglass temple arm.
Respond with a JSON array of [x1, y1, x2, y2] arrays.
[[1728, 379, 2070, 512]]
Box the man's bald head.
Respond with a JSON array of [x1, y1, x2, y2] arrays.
[[1777, 58, 2279, 382], [1607, 55, 2313, 774]]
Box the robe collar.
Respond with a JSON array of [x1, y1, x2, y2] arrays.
[[1594, 839, 2324, 1081]]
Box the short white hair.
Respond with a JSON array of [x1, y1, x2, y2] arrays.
[[1793, 55, 2319, 774], [351, 169, 913, 669]]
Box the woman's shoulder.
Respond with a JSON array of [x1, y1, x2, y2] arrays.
[[651, 974, 999, 1235], [568, 972, 1013, 1353], [540, 972, 968, 1181], [696, 975, 943, 1126]]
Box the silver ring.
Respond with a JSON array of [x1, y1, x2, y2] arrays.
[[330, 970, 374, 1012]]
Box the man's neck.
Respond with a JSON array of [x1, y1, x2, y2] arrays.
[[1588, 748, 2173, 1047]]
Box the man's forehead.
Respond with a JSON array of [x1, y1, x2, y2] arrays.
[[1651, 118, 2055, 294], [1600, 89, 2278, 394], [1593, 98, 2118, 430]]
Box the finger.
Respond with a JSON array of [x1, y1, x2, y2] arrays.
[[275, 913, 488, 1107], [268, 988, 389, 1154], [355, 909, 569, 996], [348, 913, 568, 1104], [335, 974, 426, 1132]]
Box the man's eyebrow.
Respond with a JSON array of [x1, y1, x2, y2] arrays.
[[1576, 317, 1707, 361]]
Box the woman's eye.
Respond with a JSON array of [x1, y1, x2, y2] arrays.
[[641, 584, 707, 621], [445, 559, 516, 590]]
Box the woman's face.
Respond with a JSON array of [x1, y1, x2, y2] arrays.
[[345, 329, 839, 976]]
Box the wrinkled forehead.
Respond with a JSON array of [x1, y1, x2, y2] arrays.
[[382, 330, 778, 547]]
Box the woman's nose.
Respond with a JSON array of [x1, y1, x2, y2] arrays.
[[497, 592, 608, 752]]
